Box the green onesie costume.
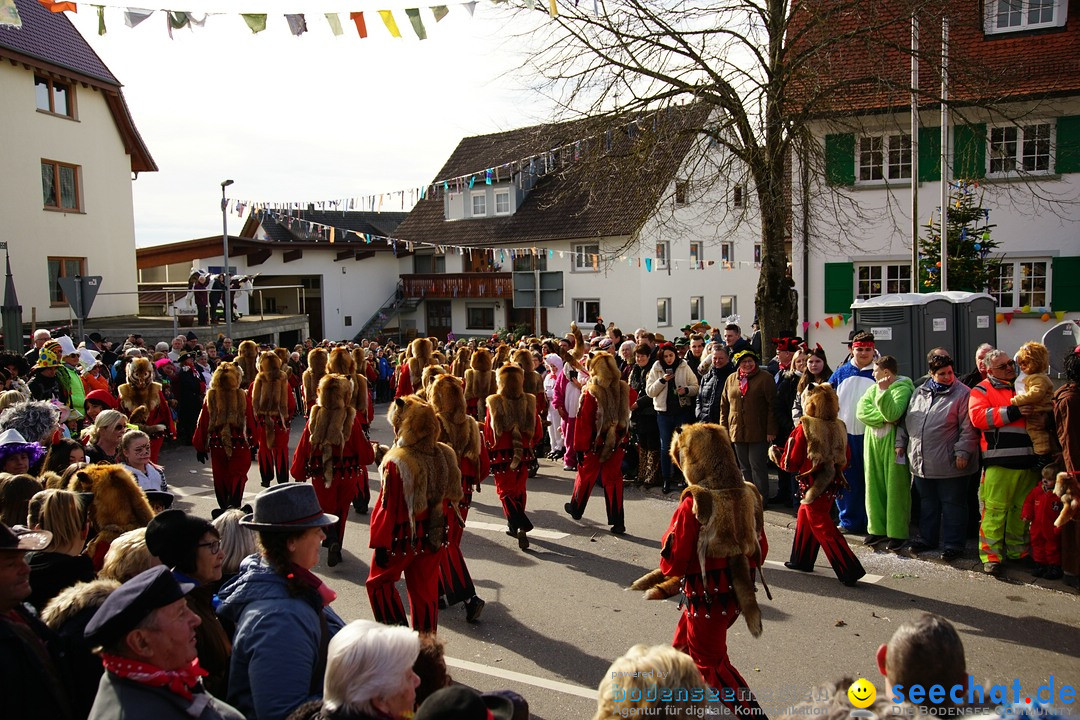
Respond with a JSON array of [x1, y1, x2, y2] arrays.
[[857, 376, 914, 539]]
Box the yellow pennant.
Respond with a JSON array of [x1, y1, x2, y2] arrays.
[[379, 10, 401, 37]]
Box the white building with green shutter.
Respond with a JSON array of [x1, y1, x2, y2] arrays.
[[789, 2, 1080, 366]]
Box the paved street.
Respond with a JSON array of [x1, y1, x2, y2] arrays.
[[162, 405, 1079, 719]]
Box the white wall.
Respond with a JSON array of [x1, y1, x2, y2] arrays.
[[794, 102, 1080, 367], [0, 64, 140, 323]]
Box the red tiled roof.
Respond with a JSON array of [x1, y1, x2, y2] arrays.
[[393, 103, 710, 247], [787, 0, 1080, 115]]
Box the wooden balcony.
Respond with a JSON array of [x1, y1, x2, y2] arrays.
[[401, 273, 513, 299]]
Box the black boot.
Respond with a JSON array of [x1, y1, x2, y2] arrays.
[[661, 477, 672, 494]]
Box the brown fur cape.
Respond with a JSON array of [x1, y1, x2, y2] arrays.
[[485, 364, 537, 470], [207, 362, 247, 457], [235, 340, 259, 390], [430, 375, 483, 467], [513, 348, 544, 403], [68, 464, 154, 562], [417, 365, 447, 402], [308, 374, 356, 488], [251, 351, 290, 449], [118, 357, 161, 417], [769, 383, 848, 504], [464, 348, 496, 408], [382, 396, 463, 548], [450, 347, 471, 379], [629, 423, 765, 638], [329, 347, 369, 419], [406, 338, 437, 394], [303, 348, 328, 409], [582, 352, 631, 462]]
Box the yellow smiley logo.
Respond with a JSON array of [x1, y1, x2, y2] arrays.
[[848, 679, 877, 708]]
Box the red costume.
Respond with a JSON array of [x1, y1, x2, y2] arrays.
[[567, 388, 636, 532], [142, 390, 176, 463], [660, 495, 768, 717], [440, 450, 489, 607], [1022, 484, 1062, 567], [775, 424, 863, 585], [291, 413, 374, 545], [192, 395, 256, 511], [256, 391, 296, 487], [483, 412, 542, 540]]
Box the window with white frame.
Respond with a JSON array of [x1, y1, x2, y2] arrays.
[[858, 134, 912, 182], [572, 243, 600, 272], [988, 123, 1053, 175], [690, 296, 704, 321], [689, 242, 703, 270], [495, 189, 510, 215], [985, 0, 1066, 34], [720, 296, 736, 318], [988, 259, 1049, 309], [856, 263, 912, 300], [657, 298, 671, 327], [573, 299, 601, 324], [471, 192, 487, 217], [656, 241, 670, 270], [720, 242, 735, 267]]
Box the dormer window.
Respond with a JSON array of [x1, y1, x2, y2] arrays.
[[985, 0, 1067, 34], [495, 189, 510, 215], [471, 192, 487, 217]]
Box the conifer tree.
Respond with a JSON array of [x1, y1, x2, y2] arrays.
[[919, 181, 1001, 293]]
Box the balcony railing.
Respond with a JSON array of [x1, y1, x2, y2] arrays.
[[401, 273, 513, 299]]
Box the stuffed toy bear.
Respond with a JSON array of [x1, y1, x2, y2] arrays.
[[1011, 341, 1056, 457], [68, 464, 154, 567], [630, 422, 765, 638], [383, 395, 463, 548], [1054, 471, 1079, 528]]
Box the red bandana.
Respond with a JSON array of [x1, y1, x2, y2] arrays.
[[851, 341, 875, 349], [101, 653, 208, 701]]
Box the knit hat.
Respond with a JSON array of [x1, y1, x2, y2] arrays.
[[145, 510, 215, 574]]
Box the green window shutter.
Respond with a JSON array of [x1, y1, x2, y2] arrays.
[[825, 133, 855, 186], [1055, 116, 1080, 174], [918, 126, 940, 181], [953, 124, 986, 180], [1052, 256, 1080, 311], [824, 262, 855, 314]]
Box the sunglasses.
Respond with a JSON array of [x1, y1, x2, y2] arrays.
[[991, 361, 1015, 371]]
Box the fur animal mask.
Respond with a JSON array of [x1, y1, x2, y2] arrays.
[[429, 374, 483, 466], [1016, 341, 1050, 375], [671, 423, 743, 492], [328, 347, 356, 377], [125, 357, 155, 388]]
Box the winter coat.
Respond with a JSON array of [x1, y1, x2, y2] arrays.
[[968, 378, 1035, 469], [1054, 382, 1079, 478], [27, 550, 95, 613], [696, 361, 734, 423], [903, 380, 979, 479], [774, 369, 801, 439], [0, 604, 74, 720], [88, 674, 244, 720], [829, 361, 876, 435], [217, 555, 345, 720], [720, 369, 777, 443], [645, 359, 699, 414]]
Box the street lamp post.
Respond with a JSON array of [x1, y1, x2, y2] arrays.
[[221, 179, 234, 340]]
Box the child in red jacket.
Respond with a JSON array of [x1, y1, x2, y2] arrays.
[[1022, 470, 1063, 580]]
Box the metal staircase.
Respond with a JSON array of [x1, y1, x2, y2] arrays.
[[353, 281, 423, 342]]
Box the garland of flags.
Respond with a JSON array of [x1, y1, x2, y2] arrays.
[[1, 0, 559, 35]]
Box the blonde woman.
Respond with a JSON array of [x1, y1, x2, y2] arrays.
[[594, 644, 711, 720], [211, 507, 256, 585], [83, 409, 128, 464], [26, 489, 93, 612], [98, 527, 160, 582]]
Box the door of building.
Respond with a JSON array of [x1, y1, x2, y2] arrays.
[[427, 300, 452, 341]]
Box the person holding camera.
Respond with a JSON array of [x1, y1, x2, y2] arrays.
[[645, 342, 699, 493]]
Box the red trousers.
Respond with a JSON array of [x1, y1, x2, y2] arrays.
[[561, 417, 577, 468], [494, 469, 532, 533], [367, 548, 443, 633], [672, 606, 764, 717], [150, 436, 165, 465], [567, 450, 625, 529], [257, 426, 290, 486], [311, 477, 357, 544], [210, 447, 252, 510], [440, 495, 475, 606], [788, 493, 865, 585]]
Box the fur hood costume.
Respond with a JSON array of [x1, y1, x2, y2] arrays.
[[382, 396, 463, 547], [631, 423, 766, 638], [68, 464, 155, 567], [307, 374, 357, 488], [417, 365, 447, 402], [450, 347, 471, 379], [581, 352, 631, 463], [329, 346, 370, 420], [251, 351, 289, 448], [485, 364, 537, 471], [302, 348, 328, 410], [118, 357, 162, 417], [404, 338, 437, 395], [429, 375, 483, 470], [235, 340, 259, 390], [206, 362, 248, 457], [464, 348, 496, 408], [770, 383, 849, 504]]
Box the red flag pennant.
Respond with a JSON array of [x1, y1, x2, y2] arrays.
[[349, 11, 368, 37], [39, 0, 76, 11], [1004, 312, 1013, 325], [824, 316, 836, 328]]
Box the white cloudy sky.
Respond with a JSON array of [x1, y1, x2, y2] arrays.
[[65, 2, 554, 247]]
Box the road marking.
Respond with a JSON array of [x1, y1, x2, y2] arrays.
[[445, 656, 595, 699], [466, 520, 569, 541], [764, 559, 884, 584]]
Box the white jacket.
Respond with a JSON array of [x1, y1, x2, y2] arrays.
[[645, 359, 699, 414]]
